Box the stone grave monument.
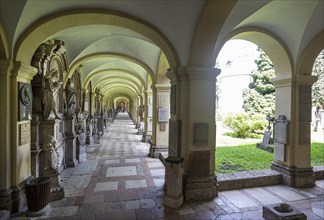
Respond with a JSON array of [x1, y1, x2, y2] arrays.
[[256, 115, 274, 152]]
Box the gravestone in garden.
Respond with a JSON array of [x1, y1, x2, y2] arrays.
[[256, 115, 274, 152]]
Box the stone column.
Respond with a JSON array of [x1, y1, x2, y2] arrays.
[[185, 67, 219, 201], [271, 74, 317, 187], [164, 157, 184, 208], [144, 90, 153, 142], [167, 67, 220, 201], [150, 84, 170, 157], [64, 116, 78, 167], [0, 60, 13, 212]]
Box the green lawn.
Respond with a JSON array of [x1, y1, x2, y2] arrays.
[[215, 142, 324, 174]]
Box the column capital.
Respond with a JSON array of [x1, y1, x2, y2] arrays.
[[151, 84, 170, 92], [144, 89, 153, 95], [166, 68, 178, 84], [12, 61, 38, 81], [0, 59, 13, 76], [271, 74, 318, 87], [186, 66, 221, 81], [295, 74, 318, 85]]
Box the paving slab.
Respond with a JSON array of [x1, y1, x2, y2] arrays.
[[244, 187, 283, 204], [106, 166, 137, 177], [220, 190, 258, 208]]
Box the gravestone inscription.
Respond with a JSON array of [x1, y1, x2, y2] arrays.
[[273, 115, 289, 162], [189, 151, 210, 178]]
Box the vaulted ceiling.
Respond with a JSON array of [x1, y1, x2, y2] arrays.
[[0, 0, 323, 102]]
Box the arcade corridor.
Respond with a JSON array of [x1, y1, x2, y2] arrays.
[[11, 113, 323, 220]]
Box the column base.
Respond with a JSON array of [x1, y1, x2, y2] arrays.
[[65, 159, 78, 168], [149, 144, 168, 158], [0, 188, 13, 212], [49, 188, 64, 202], [271, 162, 315, 188], [184, 176, 218, 202], [48, 174, 64, 202], [11, 181, 28, 214], [165, 195, 183, 209]]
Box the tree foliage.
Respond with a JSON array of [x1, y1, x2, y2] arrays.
[[242, 48, 275, 116], [312, 50, 324, 109]]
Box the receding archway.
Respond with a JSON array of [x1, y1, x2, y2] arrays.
[[15, 9, 179, 68]]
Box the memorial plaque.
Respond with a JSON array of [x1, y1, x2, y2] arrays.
[[273, 115, 289, 144], [299, 86, 311, 122], [194, 123, 209, 146], [189, 151, 210, 177], [274, 142, 285, 162], [299, 85, 311, 104], [299, 103, 311, 122], [18, 82, 32, 121], [19, 123, 31, 145], [158, 107, 169, 122], [169, 119, 181, 157]]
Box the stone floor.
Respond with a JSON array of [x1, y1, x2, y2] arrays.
[[14, 113, 324, 219]]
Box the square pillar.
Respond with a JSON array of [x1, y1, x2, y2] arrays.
[[0, 60, 14, 212], [64, 116, 78, 167], [166, 67, 220, 201], [271, 75, 317, 187], [150, 84, 170, 157]]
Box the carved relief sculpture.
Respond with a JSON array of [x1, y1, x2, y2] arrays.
[[43, 136, 59, 175], [42, 69, 63, 120], [94, 87, 101, 116], [139, 105, 145, 122], [65, 78, 76, 115]]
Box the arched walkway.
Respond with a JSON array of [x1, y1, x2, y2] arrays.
[[37, 112, 324, 219]]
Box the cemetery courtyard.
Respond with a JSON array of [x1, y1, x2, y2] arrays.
[[215, 122, 324, 174], [215, 142, 324, 174]]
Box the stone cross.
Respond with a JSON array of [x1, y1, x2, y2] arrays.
[[266, 114, 274, 131]]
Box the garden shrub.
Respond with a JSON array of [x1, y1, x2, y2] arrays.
[[223, 113, 267, 138]]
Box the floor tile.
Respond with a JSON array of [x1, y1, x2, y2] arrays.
[[94, 182, 118, 191], [150, 169, 165, 176], [140, 198, 156, 208], [125, 158, 141, 163], [106, 166, 137, 177], [125, 200, 140, 209], [104, 159, 120, 164], [153, 179, 165, 187], [220, 190, 258, 208], [148, 162, 164, 168], [266, 185, 306, 201], [244, 187, 283, 204], [125, 179, 147, 189]]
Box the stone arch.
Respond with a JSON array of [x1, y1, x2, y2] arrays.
[[297, 30, 324, 75], [188, 0, 237, 67], [217, 28, 293, 77], [156, 51, 170, 84], [0, 21, 9, 59], [71, 52, 153, 87], [94, 75, 142, 93], [14, 9, 179, 67]]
